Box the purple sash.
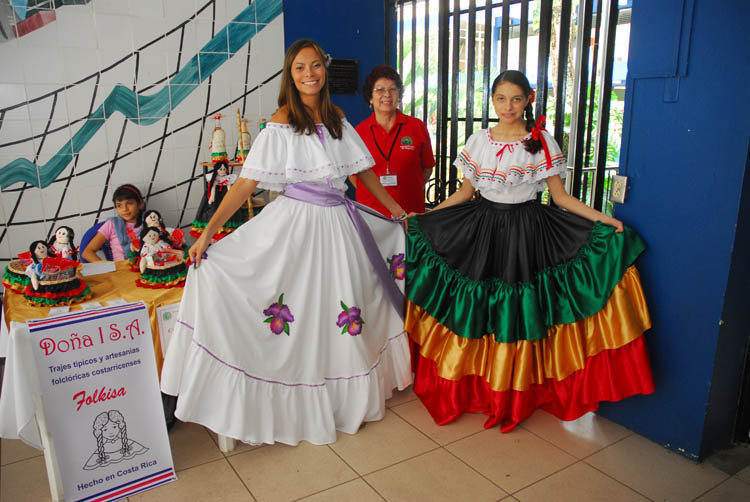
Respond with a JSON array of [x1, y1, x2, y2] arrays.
[[283, 182, 405, 320]]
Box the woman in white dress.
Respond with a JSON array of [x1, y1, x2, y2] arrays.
[[160, 39, 413, 446]]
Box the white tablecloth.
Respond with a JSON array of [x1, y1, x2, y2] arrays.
[[0, 321, 44, 449]]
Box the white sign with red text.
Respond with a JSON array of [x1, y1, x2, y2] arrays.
[[28, 302, 176, 502]]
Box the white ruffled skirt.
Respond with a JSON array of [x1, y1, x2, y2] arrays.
[[160, 195, 412, 445]]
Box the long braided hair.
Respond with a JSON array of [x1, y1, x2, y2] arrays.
[[491, 70, 543, 154], [92, 410, 130, 463]]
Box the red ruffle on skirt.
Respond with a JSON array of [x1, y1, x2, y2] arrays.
[[413, 335, 654, 432]]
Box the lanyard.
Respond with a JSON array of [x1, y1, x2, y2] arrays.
[[371, 122, 403, 175]]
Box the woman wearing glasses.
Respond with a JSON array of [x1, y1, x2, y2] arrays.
[[353, 65, 435, 216]]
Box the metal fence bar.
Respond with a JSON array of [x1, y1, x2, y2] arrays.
[[423, 0, 430, 123], [500, 0, 510, 71], [398, 1, 405, 79], [553, 0, 572, 144], [411, 0, 417, 116], [568, 0, 592, 199], [481, 0, 493, 128], [437, 0, 450, 201], [519, 0, 529, 74], [593, 0, 619, 211], [465, 0, 477, 140], [583, 0, 603, 169], [449, 0, 461, 193], [535, 0, 553, 114]]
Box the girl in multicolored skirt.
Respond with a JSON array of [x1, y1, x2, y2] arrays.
[[406, 70, 654, 432]]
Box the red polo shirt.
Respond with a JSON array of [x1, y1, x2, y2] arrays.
[[355, 111, 435, 216]]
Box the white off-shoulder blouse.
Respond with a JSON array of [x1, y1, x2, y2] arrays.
[[240, 119, 374, 192], [455, 128, 566, 203]]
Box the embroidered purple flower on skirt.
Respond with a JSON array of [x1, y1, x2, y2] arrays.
[[336, 301, 365, 336], [263, 293, 294, 335], [387, 253, 405, 280]]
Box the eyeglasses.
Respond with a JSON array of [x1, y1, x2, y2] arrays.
[[373, 86, 399, 95]]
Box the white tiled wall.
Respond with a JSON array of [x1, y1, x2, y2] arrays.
[[0, 0, 285, 266]]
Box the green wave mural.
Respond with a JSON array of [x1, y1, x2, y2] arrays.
[[0, 0, 282, 189]]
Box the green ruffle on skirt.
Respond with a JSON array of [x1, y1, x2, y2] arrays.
[[191, 217, 246, 229], [406, 218, 646, 343], [141, 269, 187, 283], [3, 267, 29, 287]]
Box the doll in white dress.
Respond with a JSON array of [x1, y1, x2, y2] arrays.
[[48, 226, 78, 260], [138, 227, 183, 273]]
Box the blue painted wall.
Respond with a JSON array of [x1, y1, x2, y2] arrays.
[[282, 0, 750, 460], [282, 0, 387, 127], [598, 0, 750, 459]]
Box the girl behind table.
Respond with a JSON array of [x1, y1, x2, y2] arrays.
[[82, 184, 145, 263], [160, 39, 413, 446]]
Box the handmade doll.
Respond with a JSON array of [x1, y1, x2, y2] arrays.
[[23, 240, 91, 306], [126, 210, 185, 271], [142, 210, 185, 249], [48, 225, 78, 260], [190, 161, 248, 241], [136, 227, 188, 288]]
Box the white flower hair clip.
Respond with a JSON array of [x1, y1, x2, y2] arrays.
[[324, 53, 332, 68]]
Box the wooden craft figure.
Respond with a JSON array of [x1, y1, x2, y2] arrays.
[[235, 110, 251, 162], [210, 113, 228, 164]]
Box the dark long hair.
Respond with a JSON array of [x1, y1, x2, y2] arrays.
[[140, 209, 166, 240], [111, 183, 145, 223], [491, 70, 542, 154], [48, 226, 78, 261], [278, 39, 343, 139], [139, 226, 172, 251], [207, 161, 230, 195], [29, 240, 51, 264]]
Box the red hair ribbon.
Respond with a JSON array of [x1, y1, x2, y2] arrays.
[[528, 89, 535, 104], [121, 185, 142, 201], [531, 116, 554, 171]]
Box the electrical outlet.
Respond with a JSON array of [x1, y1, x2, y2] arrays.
[[610, 175, 627, 204]]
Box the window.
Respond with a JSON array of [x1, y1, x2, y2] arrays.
[[390, 0, 631, 213]]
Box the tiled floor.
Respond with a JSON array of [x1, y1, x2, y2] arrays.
[[2, 386, 750, 501]]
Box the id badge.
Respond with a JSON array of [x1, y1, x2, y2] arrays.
[[380, 174, 398, 187]]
